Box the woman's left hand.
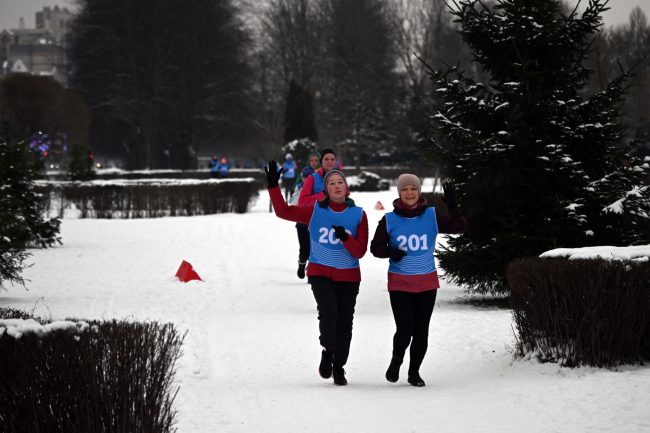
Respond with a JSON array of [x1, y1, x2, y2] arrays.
[[332, 225, 349, 241], [442, 180, 458, 210]]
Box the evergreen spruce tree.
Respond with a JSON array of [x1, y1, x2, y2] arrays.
[[425, 0, 650, 295], [0, 124, 61, 288], [283, 79, 319, 143]]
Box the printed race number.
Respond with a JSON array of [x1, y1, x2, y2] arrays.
[[396, 234, 429, 251], [318, 227, 351, 245]]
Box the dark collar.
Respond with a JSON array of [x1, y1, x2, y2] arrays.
[[392, 197, 428, 217]]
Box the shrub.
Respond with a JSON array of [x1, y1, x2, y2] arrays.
[[0, 308, 34, 320], [36, 178, 258, 218], [281, 138, 318, 167], [347, 171, 389, 192], [508, 257, 650, 368], [0, 313, 183, 433]]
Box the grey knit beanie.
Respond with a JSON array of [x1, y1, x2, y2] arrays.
[[396, 174, 421, 193], [323, 169, 347, 193]]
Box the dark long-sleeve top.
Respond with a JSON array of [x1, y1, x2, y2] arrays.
[[370, 197, 467, 292], [269, 186, 368, 282]]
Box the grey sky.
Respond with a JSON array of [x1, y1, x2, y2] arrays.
[[0, 0, 648, 32]]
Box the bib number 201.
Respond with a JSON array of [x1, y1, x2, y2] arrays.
[[396, 234, 428, 251], [318, 227, 351, 245]]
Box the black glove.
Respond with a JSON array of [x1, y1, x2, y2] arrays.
[[388, 247, 407, 262], [442, 180, 458, 211], [264, 160, 283, 188], [332, 225, 349, 242]]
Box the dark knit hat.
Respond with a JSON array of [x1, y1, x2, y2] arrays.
[[319, 148, 336, 164]]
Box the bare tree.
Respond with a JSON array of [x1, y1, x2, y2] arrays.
[[389, 0, 469, 92], [249, 0, 324, 150], [585, 6, 650, 156]]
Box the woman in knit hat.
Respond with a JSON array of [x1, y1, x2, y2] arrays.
[[370, 174, 467, 387], [292, 150, 321, 278], [265, 160, 368, 386], [297, 148, 338, 207]]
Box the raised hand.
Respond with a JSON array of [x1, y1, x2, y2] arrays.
[[264, 160, 283, 188], [388, 247, 407, 262], [332, 225, 349, 242], [442, 179, 458, 211]]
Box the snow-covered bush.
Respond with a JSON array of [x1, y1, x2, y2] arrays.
[[347, 171, 389, 192], [508, 246, 650, 368], [0, 313, 183, 433], [280, 138, 318, 167]]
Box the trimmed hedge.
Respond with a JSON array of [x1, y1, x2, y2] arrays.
[[41, 166, 417, 182], [41, 168, 265, 181], [508, 257, 650, 367], [0, 314, 183, 433], [36, 178, 258, 218]]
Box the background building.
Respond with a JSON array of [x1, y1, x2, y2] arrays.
[[0, 6, 73, 84]]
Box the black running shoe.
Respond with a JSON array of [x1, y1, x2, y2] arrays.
[[385, 358, 401, 383], [407, 372, 426, 387], [318, 350, 333, 379], [297, 262, 306, 279], [332, 366, 347, 386]]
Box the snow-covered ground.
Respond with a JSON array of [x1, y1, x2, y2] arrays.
[[2, 187, 650, 433]]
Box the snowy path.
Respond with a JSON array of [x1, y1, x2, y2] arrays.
[[3, 188, 650, 433]]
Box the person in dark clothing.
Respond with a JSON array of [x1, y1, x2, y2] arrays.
[[217, 157, 230, 178], [266, 160, 368, 386], [282, 153, 298, 201], [370, 174, 467, 387], [208, 155, 220, 178], [294, 151, 320, 278]]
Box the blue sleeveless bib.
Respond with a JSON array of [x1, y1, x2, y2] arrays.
[[282, 161, 296, 179], [312, 172, 324, 193], [386, 207, 438, 275], [309, 204, 363, 269]]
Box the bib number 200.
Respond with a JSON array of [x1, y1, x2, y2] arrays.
[[318, 227, 351, 245]]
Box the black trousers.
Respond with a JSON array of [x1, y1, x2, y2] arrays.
[[283, 177, 296, 200], [389, 290, 437, 374], [310, 277, 360, 368], [295, 223, 310, 263]]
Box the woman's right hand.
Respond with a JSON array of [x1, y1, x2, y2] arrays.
[[265, 160, 283, 188]]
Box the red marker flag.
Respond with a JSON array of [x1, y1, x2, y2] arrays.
[[175, 260, 202, 282]]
